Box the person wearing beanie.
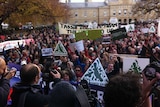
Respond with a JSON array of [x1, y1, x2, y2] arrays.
[[48, 80, 80, 107]]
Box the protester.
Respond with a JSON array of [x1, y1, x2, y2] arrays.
[[103, 71, 160, 107], [11, 63, 61, 107], [0, 21, 159, 107], [0, 57, 16, 107]]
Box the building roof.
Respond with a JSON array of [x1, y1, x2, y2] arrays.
[[67, 2, 107, 8]]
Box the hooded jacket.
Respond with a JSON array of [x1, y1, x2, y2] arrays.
[[11, 83, 49, 107], [0, 79, 10, 107]]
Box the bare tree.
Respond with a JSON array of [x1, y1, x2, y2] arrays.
[[132, 0, 160, 20]]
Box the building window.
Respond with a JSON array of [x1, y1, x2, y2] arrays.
[[104, 11, 107, 16], [93, 11, 96, 17], [113, 10, 116, 15], [118, 19, 122, 24], [124, 9, 127, 15], [75, 12, 78, 17], [119, 10, 121, 15], [84, 11, 87, 17], [124, 19, 127, 24], [129, 19, 132, 23]]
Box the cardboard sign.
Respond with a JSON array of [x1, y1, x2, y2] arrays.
[[53, 41, 68, 56], [81, 58, 109, 87]]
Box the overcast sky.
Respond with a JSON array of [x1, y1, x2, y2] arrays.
[[60, 0, 105, 3]]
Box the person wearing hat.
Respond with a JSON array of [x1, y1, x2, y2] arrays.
[[0, 57, 16, 107]]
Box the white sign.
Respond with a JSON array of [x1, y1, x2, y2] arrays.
[[158, 21, 160, 37], [58, 22, 118, 35], [81, 58, 109, 87], [123, 57, 150, 73], [141, 28, 149, 34], [0, 40, 26, 52], [53, 41, 68, 56], [41, 48, 53, 56], [121, 24, 135, 32], [149, 26, 156, 33], [69, 40, 84, 53]]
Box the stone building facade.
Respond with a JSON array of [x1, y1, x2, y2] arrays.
[[66, 0, 139, 25]]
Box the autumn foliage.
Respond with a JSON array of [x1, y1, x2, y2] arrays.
[[0, 0, 69, 28]]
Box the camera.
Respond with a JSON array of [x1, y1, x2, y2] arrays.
[[143, 61, 160, 80], [143, 61, 160, 95], [41, 68, 57, 82]]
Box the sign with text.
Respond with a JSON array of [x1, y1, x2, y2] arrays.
[[41, 48, 53, 56], [58, 22, 118, 35]]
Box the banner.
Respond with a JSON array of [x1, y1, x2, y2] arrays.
[[0, 39, 35, 52], [0, 40, 25, 52], [58, 22, 118, 35]]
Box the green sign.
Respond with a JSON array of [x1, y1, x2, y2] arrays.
[[75, 30, 102, 41]]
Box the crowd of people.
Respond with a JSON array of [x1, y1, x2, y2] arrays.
[[0, 21, 160, 107]]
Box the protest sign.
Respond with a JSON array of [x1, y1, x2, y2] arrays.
[[0, 40, 25, 52], [81, 58, 109, 87], [158, 21, 160, 37], [75, 31, 87, 41], [121, 24, 135, 32], [111, 27, 127, 41], [141, 28, 149, 34], [41, 48, 53, 56], [87, 30, 102, 40], [149, 26, 156, 33], [102, 36, 111, 44], [53, 41, 68, 56], [59, 22, 118, 35], [69, 40, 84, 53], [123, 57, 150, 73]]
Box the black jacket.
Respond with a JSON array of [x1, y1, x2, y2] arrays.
[[0, 79, 10, 107], [11, 83, 49, 107]]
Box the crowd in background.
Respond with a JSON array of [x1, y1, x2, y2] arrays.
[[0, 22, 159, 82], [0, 21, 160, 106]]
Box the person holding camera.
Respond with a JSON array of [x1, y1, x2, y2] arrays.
[[0, 57, 16, 107], [103, 70, 160, 107], [11, 63, 61, 107]]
